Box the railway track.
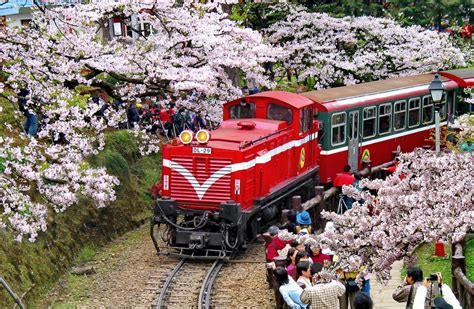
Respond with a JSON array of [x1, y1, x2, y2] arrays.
[[157, 259, 223, 309], [155, 240, 272, 308]]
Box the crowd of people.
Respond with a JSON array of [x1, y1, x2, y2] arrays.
[[17, 90, 210, 141], [265, 223, 371, 309], [265, 222, 462, 309], [263, 162, 463, 309], [124, 96, 209, 139]]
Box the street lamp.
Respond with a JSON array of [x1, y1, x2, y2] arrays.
[[428, 74, 445, 155]]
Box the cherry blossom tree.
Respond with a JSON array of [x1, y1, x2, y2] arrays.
[[266, 8, 467, 89], [279, 149, 473, 282], [0, 1, 279, 241]]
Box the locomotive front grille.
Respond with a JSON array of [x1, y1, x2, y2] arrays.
[[170, 156, 232, 204]]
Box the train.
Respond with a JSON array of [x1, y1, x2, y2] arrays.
[[150, 68, 474, 259]]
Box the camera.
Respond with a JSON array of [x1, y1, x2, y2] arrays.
[[428, 273, 438, 281]]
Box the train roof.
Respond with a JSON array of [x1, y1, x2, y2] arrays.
[[299, 68, 474, 112], [300, 74, 437, 103], [438, 68, 474, 87]]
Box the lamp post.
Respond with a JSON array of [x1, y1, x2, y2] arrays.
[[428, 74, 445, 155]]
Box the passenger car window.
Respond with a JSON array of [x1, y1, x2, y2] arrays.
[[378, 103, 391, 135], [438, 93, 447, 121], [422, 96, 434, 124], [394, 101, 406, 131], [363, 107, 376, 138], [331, 112, 346, 146], [408, 98, 421, 128]]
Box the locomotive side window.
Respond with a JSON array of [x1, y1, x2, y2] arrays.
[[408, 98, 421, 128], [299, 107, 313, 134], [422, 96, 434, 124], [362, 106, 376, 139], [267, 103, 293, 124], [378, 103, 391, 135], [229, 102, 256, 119], [331, 112, 346, 146], [394, 101, 406, 131]]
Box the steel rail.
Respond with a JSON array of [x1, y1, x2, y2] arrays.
[[198, 260, 224, 309], [156, 259, 185, 309]]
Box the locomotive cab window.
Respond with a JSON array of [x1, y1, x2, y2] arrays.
[[378, 103, 391, 135], [299, 107, 312, 134], [331, 112, 346, 146], [229, 101, 256, 119], [394, 101, 406, 131], [267, 103, 293, 124], [422, 96, 434, 124], [362, 107, 376, 139], [408, 98, 421, 128]]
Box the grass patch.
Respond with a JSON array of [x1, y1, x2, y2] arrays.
[[402, 242, 452, 287], [77, 246, 96, 264], [104, 130, 139, 161], [131, 152, 162, 204], [466, 239, 474, 282], [0, 97, 20, 134]]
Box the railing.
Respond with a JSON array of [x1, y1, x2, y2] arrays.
[[299, 158, 395, 231], [451, 233, 474, 308], [0, 276, 25, 309]]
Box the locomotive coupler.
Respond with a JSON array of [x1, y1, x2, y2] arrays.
[[189, 232, 209, 250]]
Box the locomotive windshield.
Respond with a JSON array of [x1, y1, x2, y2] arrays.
[[229, 101, 256, 119], [267, 103, 293, 124]]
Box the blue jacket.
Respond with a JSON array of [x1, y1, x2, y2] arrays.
[[279, 278, 307, 309]]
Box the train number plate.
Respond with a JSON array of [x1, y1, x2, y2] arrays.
[[192, 147, 212, 154]]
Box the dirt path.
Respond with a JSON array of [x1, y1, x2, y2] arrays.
[[41, 224, 274, 308]]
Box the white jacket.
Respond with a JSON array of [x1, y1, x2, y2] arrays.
[[413, 284, 461, 309]]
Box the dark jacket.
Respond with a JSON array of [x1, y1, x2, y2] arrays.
[[127, 104, 140, 124]]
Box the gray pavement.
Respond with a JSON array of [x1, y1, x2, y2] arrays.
[[371, 261, 405, 309]]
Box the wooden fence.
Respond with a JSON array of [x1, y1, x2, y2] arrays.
[[451, 233, 474, 308], [301, 158, 395, 232]]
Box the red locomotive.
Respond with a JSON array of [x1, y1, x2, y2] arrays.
[[150, 68, 474, 258]]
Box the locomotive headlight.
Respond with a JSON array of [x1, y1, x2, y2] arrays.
[[196, 129, 210, 144], [179, 130, 193, 145]]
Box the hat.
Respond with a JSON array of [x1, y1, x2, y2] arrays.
[[268, 225, 279, 236], [434, 298, 453, 309], [296, 211, 312, 225]]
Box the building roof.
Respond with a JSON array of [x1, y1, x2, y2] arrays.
[[0, 0, 33, 17]]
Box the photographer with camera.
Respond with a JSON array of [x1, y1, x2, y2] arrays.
[[412, 272, 461, 309], [392, 267, 424, 308]]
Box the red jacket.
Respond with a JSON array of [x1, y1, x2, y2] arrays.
[[312, 252, 331, 265], [334, 172, 355, 187], [266, 237, 287, 262], [160, 108, 171, 123]]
